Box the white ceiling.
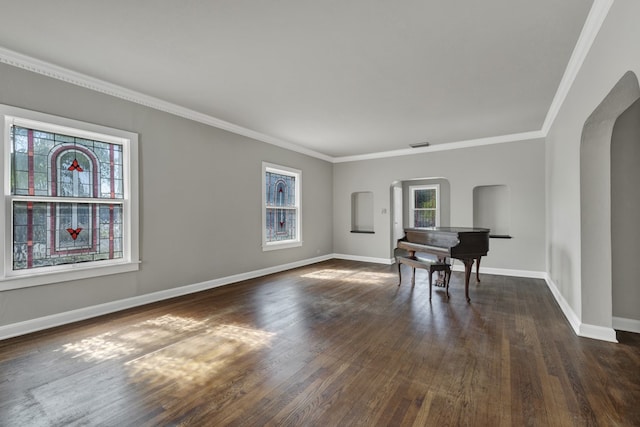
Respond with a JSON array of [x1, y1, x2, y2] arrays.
[[0, 0, 594, 159]]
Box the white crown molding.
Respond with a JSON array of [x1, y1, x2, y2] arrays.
[[0, 0, 612, 164], [0, 46, 333, 163], [541, 0, 614, 135], [332, 130, 546, 163]]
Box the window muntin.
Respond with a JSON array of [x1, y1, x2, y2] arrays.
[[409, 184, 440, 228], [1, 105, 139, 290], [262, 163, 301, 250]]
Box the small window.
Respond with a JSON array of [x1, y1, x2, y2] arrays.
[[262, 162, 301, 250], [409, 184, 439, 228], [0, 105, 139, 290]]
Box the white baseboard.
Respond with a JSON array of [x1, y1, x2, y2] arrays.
[[449, 262, 547, 279], [579, 323, 618, 342], [544, 274, 618, 343], [0, 254, 333, 341], [339, 255, 548, 279], [613, 316, 640, 334], [543, 274, 581, 335], [332, 253, 395, 265], [1, 254, 624, 343]]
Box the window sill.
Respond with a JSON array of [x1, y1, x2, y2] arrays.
[[351, 230, 375, 234], [262, 240, 302, 251], [0, 260, 141, 291]]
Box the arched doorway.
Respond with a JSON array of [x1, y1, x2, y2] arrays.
[[580, 71, 640, 341]]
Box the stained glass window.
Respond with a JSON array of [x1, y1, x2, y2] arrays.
[[10, 125, 125, 271], [263, 163, 301, 249]]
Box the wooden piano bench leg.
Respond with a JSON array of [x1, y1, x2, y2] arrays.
[[397, 261, 402, 286], [445, 268, 451, 298]]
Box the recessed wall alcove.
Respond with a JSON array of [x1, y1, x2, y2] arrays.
[[351, 191, 374, 233], [580, 71, 640, 339], [473, 185, 511, 238]]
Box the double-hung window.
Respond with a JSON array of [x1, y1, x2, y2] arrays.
[[0, 105, 139, 290], [409, 184, 440, 228], [262, 162, 301, 250]]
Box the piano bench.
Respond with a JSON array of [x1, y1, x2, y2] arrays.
[[396, 256, 451, 300]]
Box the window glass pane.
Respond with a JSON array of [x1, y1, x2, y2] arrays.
[[415, 189, 436, 208], [13, 152, 28, 172], [12, 128, 28, 152], [33, 173, 48, 195], [10, 125, 124, 199], [414, 210, 436, 228], [12, 201, 123, 271], [14, 171, 29, 195], [265, 172, 295, 207], [266, 208, 297, 242]]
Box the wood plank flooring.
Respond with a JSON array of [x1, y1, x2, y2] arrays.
[[1, 259, 639, 426]]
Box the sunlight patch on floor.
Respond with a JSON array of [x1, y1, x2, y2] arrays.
[[57, 314, 208, 362], [125, 323, 275, 388], [141, 314, 205, 331], [58, 331, 138, 362], [57, 313, 276, 390], [301, 269, 396, 285]]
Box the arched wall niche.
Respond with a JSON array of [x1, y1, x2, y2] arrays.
[[351, 191, 374, 233], [611, 96, 640, 326], [580, 71, 640, 339]]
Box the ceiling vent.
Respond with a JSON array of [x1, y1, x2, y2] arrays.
[[409, 142, 430, 148]]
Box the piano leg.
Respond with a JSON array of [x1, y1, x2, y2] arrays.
[[462, 258, 474, 302], [475, 257, 482, 282]]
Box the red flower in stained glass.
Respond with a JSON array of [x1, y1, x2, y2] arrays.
[[67, 228, 83, 240], [68, 159, 83, 172]]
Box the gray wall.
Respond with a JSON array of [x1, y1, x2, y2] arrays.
[[333, 139, 546, 272], [611, 98, 640, 321], [546, 0, 640, 331], [0, 63, 333, 327]]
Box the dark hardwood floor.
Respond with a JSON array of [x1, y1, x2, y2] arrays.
[[1, 259, 639, 426]]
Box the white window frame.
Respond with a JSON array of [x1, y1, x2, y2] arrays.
[[409, 184, 440, 228], [0, 104, 140, 291], [262, 162, 302, 251]]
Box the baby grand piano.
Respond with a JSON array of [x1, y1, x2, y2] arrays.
[[396, 227, 490, 301]]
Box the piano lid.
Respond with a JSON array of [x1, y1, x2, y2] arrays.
[[404, 227, 490, 234], [402, 227, 490, 255]]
